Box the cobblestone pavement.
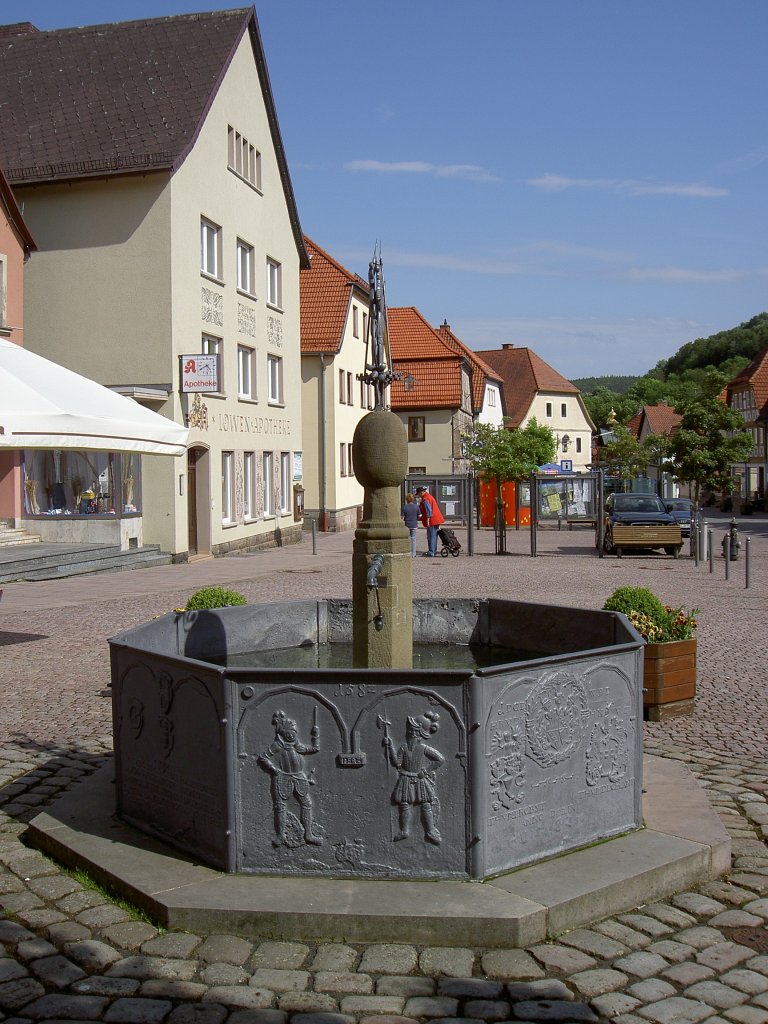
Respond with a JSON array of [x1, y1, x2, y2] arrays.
[[1, 515, 767, 1023]]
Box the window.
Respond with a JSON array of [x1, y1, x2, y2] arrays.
[[221, 452, 234, 524], [545, 402, 553, 417], [487, 389, 496, 407], [244, 451, 255, 520], [561, 403, 567, 417], [576, 438, 582, 454], [408, 416, 425, 442], [227, 126, 262, 189], [363, 311, 368, 341], [409, 466, 426, 475], [352, 306, 359, 338], [339, 369, 346, 404], [347, 371, 354, 405], [347, 443, 354, 477], [340, 443, 347, 477], [237, 239, 255, 295], [266, 258, 282, 308], [201, 218, 222, 279], [262, 451, 274, 516], [280, 453, 291, 513], [238, 345, 256, 400], [268, 355, 283, 404], [202, 334, 222, 393]]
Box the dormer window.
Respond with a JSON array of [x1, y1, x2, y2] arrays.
[[227, 125, 262, 190]]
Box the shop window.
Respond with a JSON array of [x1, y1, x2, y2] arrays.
[[221, 451, 234, 524], [280, 452, 291, 513], [244, 451, 256, 520], [263, 451, 274, 516], [22, 451, 141, 517], [408, 416, 425, 442]]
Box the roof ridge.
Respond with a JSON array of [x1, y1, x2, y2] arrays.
[[10, 9, 252, 35], [304, 236, 366, 288]]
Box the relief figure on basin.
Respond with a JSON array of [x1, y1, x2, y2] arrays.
[[383, 710, 444, 845], [257, 709, 323, 848]]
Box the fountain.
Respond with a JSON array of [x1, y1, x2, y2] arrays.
[[108, 251, 644, 883]]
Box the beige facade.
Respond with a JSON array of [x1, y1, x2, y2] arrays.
[[16, 27, 304, 558], [525, 393, 594, 472]]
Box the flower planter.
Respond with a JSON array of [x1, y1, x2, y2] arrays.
[[643, 637, 697, 721]]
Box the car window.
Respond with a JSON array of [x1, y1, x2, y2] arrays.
[[614, 495, 664, 513]]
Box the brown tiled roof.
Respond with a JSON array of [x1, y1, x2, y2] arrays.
[[728, 346, 768, 421], [475, 345, 579, 427], [388, 307, 464, 410], [626, 412, 642, 437], [300, 237, 367, 354], [0, 167, 35, 254], [435, 321, 501, 415], [0, 8, 308, 265], [642, 403, 682, 436]]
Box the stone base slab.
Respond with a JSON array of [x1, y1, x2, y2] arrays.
[[27, 754, 730, 948]]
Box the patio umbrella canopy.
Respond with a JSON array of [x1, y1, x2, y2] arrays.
[[0, 339, 187, 456]]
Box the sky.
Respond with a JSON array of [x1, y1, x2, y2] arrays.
[[6, 1, 768, 379]]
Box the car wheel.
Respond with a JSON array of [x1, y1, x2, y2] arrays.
[[603, 530, 614, 554]]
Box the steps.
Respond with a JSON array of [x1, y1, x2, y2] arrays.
[[0, 521, 43, 548], [0, 541, 172, 582]]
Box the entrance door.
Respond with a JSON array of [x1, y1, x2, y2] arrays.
[[187, 449, 198, 554]]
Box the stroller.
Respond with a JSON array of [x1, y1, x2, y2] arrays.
[[437, 527, 462, 558]]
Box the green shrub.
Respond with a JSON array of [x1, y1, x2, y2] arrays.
[[603, 585, 698, 644], [185, 586, 247, 611]]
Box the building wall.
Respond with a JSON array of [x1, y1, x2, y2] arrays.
[[525, 393, 593, 471], [399, 409, 455, 477], [478, 382, 504, 427], [0, 191, 28, 520]]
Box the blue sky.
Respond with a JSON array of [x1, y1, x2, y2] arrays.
[[7, 1, 767, 378]]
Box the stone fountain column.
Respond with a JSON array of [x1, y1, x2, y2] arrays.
[[352, 408, 413, 668]]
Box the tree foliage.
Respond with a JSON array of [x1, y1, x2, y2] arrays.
[[655, 312, 768, 378], [464, 419, 556, 491], [596, 425, 650, 486]]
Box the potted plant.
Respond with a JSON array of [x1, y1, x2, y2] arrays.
[[603, 586, 698, 721]]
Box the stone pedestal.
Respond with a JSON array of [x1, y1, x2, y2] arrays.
[[351, 409, 412, 668]]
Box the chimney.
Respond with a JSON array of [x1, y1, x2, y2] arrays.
[[0, 23, 39, 37], [440, 319, 450, 331], [502, 343, 515, 350]]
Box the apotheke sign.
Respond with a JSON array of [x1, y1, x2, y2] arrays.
[[180, 354, 219, 393]]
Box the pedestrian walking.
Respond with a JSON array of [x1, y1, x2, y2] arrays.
[[415, 485, 444, 557], [401, 492, 420, 558]]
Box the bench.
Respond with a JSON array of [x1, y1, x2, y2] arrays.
[[611, 523, 682, 556]]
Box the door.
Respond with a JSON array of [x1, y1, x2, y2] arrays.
[[187, 449, 198, 554]]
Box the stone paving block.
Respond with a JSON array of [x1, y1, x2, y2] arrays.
[[0, 921, 34, 944], [0, 874, 24, 895], [569, 967, 628, 997], [559, 927, 629, 959], [527, 943, 597, 974], [721, 969, 768, 994], [676, 927, 729, 950], [200, 964, 248, 986], [16, 908, 68, 930], [729, 874, 768, 894], [167, 1004, 228, 1024], [640, 903, 698, 929], [249, 969, 309, 993], [634, 995, 714, 1023], [672, 893, 728, 917], [618, 914, 674, 937], [743, 899, 768, 919], [462, 998, 509, 1020], [754, 993, 768, 1009], [251, 942, 310, 970], [377, 977, 434, 998], [28, 954, 86, 990], [647, 939, 696, 963], [338, 996, 405, 1015], [401, 996, 458, 1019], [0, 970, 44, 1011], [589, 991, 641, 1019], [507, 979, 574, 1001], [64, 939, 122, 971], [696, 943, 756, 971], [612, 951, 671, 979], [25, 875, 81, 901], [700, 882, 758, 907], [202, 987, 275, 1010], [291, 1015, 355, 1024], [228, 1010, 288, 1024], [684, 980, 748, 1009], [746, 956, 768, 975], [627, 979, 677, 1001], [107, 956, 198, 981], [22, 992, 108, 1019], [309, 945, 359, 973], [511, 998, 598, 1021], [418, 949, 475, 979], [76, 905, 131, 929], [278, 993, 339, 1014], [17, 938, 57, 961], [47, 922, 92, 945], [0, 892, 44, 913], [662, 962, 717, 986], [72, 977, 141, 997], [479, 949, 544, 980], [140, 934, 202, 959], [0, 960, 29, 984], [722, 1006, 768, 1024], [101, 923, 159, 951], [140, 980, 208, 1001], [57, 889, 107, 915], [593, 919, 653, 949], [102, 996, 173, 1023], [358, 947, 418, 976], [709, 910, 765, 927], [197, 936, 254, 967], [436, 980, 502, 1000], [313, 972, 373, 995]]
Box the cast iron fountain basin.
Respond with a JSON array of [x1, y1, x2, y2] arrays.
[[109, 598, 643, 881]]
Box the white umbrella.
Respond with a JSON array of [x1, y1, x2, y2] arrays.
[[0, 338, 188, 456]]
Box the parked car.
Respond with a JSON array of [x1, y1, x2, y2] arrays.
[[602, 492, 683, 558], [664, 497, 695, 537]]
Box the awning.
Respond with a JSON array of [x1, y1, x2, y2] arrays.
[[0, 339, 188, 457]]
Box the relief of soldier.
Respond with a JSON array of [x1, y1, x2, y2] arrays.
[[382, 710, 445, 845], [257, 709, 323, 848]]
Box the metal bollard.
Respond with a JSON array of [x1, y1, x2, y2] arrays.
[[708, 529, 714, 574], [724, 534, 730, 580], [311, 517, 317, 555], [746, 536, 751, 589]]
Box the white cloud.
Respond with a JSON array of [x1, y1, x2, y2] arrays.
[[338, 247, 525, 276], [624, 266, 768, 283], [528, 173, 727, 198], [345, 159, 500, 183]]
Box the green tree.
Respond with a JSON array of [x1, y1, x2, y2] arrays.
[[581, 386, 639, 428], [465, 418, 557, 489], [596, 425, 649, 488], [666, 371, 753, 505]]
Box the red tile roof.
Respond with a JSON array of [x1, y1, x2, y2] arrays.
[[728, 346, 768, 420], [642, 403, 682, 436], [474, 345, 579, 427], [388, 307, 464, 410], [0, 9, 307, 265], [626, 412, 642, 437], [300, 237, 367, 354], [435, 321, 501, 414]]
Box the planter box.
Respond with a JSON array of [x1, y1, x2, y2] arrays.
[[643, 637, 696, 720]]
